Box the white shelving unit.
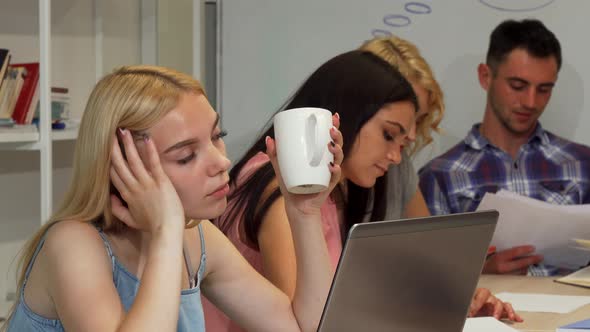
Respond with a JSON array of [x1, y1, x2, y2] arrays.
[[0, 0, 201, 317], [0, 1, 54, 223], [0, 0, 144, 224], [0, 0, 144, 317], [0, 0, 75, 223]]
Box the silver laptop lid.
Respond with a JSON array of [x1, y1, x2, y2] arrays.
[[318, 210, 498, 332]]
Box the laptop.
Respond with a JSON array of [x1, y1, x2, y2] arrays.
[[317, 210, 499, 332]]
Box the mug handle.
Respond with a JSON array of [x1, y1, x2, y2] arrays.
[[306, 112, 326, 166]]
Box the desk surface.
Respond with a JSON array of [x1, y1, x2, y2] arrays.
[[478, 275, 590, 332]]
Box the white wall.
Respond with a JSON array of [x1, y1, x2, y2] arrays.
[[157, 0, 194, 76], [0, 0, 141, 317], [218, 0, 589, 169]]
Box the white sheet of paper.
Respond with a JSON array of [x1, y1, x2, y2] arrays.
[[559, 264, 590, 282], [496, 292, 590, 314], [476, 190, 590, 269], [462, 317, 519, 332]]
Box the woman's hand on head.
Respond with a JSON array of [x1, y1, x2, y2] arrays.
[[265, 113, 343, 216], [110, 128, 185, 234]]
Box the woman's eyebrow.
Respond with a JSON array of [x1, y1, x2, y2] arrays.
[[163, 113, 220, 154], [164, 138, 199, 154]]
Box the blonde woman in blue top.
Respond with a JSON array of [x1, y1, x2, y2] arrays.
[[2, 65, 343, 332]]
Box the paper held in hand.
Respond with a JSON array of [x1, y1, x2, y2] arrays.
[[574, 239, 590, 250], [476, 190, 590, 269]]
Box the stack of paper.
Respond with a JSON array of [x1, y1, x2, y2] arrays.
[[462, 317, 519, 332], [495, 292, 590, 314], [575, 239, 590, 250], [476, 190, 590, 269], [556, 265, 590, 289]]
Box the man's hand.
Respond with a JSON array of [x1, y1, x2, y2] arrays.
[[483, 245, 543, 274]]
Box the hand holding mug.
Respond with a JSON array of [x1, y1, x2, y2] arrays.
[[267, 108, 343, 216]]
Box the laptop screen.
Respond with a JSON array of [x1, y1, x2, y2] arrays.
[[318, 210, 498, 332]]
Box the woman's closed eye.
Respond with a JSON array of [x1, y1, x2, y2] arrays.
[[178, 152, 196, 165], [383, 130, 397, 142], [174, 130, 227, 165]]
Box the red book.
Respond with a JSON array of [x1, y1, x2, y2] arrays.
[[11, 62, 39, 124]]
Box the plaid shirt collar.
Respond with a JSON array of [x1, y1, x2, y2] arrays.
[[464, 122, 551, 151]]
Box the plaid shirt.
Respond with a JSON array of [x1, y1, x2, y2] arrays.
[[418, 123, 590, 276]]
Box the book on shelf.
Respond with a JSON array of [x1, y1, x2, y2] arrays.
[[50, 86, 70, 120], [555, 265, 590, 289], [0, 70, 12, 119], [11, 62, 39, 125], [51, 87, 68, 94], [557, 317, 590, 331], [0, 66, 26, 120], [0, 48, 10, 85], [0, 118, 14, 127], [33, 86, 70, 122], [0, 49, 11, 118]]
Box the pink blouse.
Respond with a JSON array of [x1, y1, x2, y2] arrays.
[[203, 152, 342, 331]]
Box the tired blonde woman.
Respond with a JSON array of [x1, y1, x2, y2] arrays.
[[2, 65, 343, 332]]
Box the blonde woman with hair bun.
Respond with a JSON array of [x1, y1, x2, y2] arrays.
[[2, 65, 343, 332], [361, 35, 445, 155], [359, 35, 444, 220]]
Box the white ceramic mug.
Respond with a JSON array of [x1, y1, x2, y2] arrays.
[[273, 107, 334, 194]]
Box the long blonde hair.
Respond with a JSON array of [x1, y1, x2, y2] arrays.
[[360, 36, 445, 155], [2, 65, 204, 329]]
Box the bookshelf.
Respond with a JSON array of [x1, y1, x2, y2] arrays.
[[0, 0, 143, 221], [0, 0, 144, 318], [0, 0, 203, 318]]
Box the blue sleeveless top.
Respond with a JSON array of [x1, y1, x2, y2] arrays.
[[7, 223, 207, 332]]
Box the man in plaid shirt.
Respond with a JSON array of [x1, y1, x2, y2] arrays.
[[418, 19, 590, 276]]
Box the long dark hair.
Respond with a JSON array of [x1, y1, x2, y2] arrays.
[[216, 50, 418, 248]]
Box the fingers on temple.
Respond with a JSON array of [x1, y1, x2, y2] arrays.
[[111, 140, 137, 189], [143, 135, 166, 181], [118, 129, 151, 183]]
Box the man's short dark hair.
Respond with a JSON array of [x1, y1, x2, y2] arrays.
[[486, 19, 561, 72]]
